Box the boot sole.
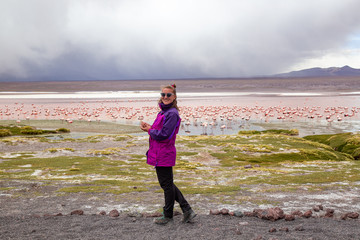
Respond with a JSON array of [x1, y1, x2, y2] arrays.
[[183, 213, 197, 223]]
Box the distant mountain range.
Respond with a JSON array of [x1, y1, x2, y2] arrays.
[[273, 65, 360, 78]]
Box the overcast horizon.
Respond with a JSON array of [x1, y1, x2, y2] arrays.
[[1, 0, 360, 82]]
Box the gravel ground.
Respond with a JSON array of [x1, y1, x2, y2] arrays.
[[1, 213, 360, 240]]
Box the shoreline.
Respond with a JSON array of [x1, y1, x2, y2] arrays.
[[1, 91, 359, 137], [1, 90, 360, 99], [1, 76, 360, 93]]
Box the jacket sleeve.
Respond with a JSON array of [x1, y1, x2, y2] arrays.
[[149, 112, 179, 141]]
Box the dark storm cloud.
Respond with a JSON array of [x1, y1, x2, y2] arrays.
[[1, 0, 360, 81]]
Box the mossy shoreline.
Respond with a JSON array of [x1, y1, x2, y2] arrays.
[[1, 122, 359, 211]]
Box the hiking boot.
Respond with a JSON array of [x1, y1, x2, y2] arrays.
[[154, 216, 173, 225], [182, 209, 197, 223]]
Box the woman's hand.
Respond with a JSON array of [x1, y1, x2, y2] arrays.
[[140, 121, 151, 132]]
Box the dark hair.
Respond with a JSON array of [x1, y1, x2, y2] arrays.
[[159, 84, 179, 110]]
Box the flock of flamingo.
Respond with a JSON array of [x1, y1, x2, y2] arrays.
[[0, 99, 359, 134]]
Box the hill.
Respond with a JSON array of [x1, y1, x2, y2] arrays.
[[274, 65, 360, 78]]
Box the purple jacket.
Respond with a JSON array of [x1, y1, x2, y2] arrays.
[[146, 103, 181, 167]]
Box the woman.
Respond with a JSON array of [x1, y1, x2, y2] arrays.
[[140, 84, 196, 225]]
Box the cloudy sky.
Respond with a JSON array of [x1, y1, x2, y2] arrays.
[[1, 0, 360, 81]]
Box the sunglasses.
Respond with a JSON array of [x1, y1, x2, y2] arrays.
[[160, 93, 174, 98]]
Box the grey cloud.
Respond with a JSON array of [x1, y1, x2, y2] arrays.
[[1, 0, 360, 81]]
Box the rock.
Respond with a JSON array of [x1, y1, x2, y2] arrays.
[[313, 206, 320, 212], [109, 209, 120, 217], [234, 210, 244, 218], [279, 227, 289, 232], [254, 164, 261, 167], [70, 210, 84, 215], [143, 212, 163, 218], [284, 214, 295, 221], [244, 211, 256, 217], [342, 212, 359, 220], [257, 209, 269, 220], [55, 213, 63, 216], [229, 212, 234, 216], [318, 205, 324, 211], [268, 207, 284, 221], [99, 211, 106, 216], [291, 210, 303, 216], [325, 209, 334, 218], [302, 210, 312, 218], [210, 209, 221, 215], [174, 211, 181, 216], [253, 209, 263, 215], [269, 228, 277, 232], [244, 164, 253, 169], [273, 207, 285, 220], [326, 208, 335, 214], [347, 212, 359, 219], [150, 212, 163, 217], [238, 221, 249, 226], [235, 228, 242, 235], [253, 235, 263, 240], [257, 208, 284, 221], [295, 225, 304, 231], [220, 208, 229, 215], [341, 213, 348, 220], [127, 212, 142, 218]]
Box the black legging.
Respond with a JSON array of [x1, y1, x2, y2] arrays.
[[155, 166, 191, 218]]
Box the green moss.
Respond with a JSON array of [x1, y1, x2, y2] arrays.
[[0, 129, 12, 137], [263, 129, 299, 136], [234, 161, 360, 185], [238, 129, 299, 136], [166, 184, 243, 195], [0, 124, 61, 136], [56, 128, 70, 133], [0, 156, 105, 179], [0, 187, 16, 191], [304, 133, 360, 159], [0, 125, 24, 135], [87, 148, 122, 155], [57, 179, 151, 194], [45, 148, 75, 153], [176, 160, 204, 170], [130, 154, 145, 159], [57, 185, 147, 194], [115, 136, 127, 141], [186, 142, 205, 148], [2, 129, 360, 205], [0, 120, 142, 135], [177, 152, 198, 157]]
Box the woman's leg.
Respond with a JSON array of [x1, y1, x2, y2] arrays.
[[173, 184, 191, 213], [156, 166, 175, 218]]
